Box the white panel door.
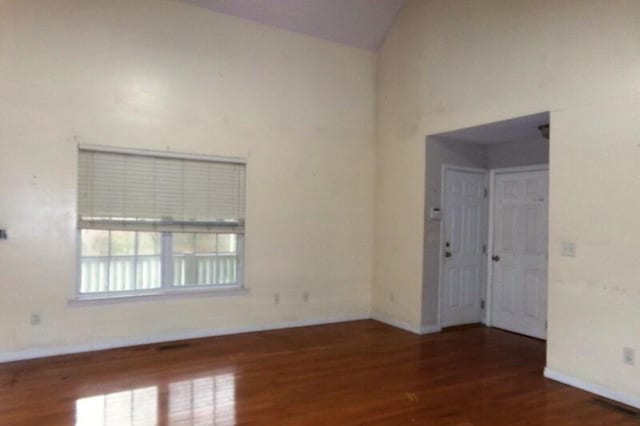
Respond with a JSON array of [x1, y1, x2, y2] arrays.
[[491, 169, 548, 339], [441, 168, 487, 327]]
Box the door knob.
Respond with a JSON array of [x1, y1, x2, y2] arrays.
[[491, 255, 500, 262], [445, 251, 452, 258]]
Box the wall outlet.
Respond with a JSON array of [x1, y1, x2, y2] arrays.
[[623, 347, 635, 366], [561, 241, 576, 257], [303, 291, 309, 303], [30, 313, 41, 326], [273, 293, 280, 305]]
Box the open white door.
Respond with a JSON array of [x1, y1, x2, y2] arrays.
[[490, 167, 548, 339], [440, 167, 487, 327]]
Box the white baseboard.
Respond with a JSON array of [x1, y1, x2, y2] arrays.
[[420, 324, 442, 334], [371, 311, 423, 334], [1, 312, 443, 364], [0, 314, 369, 364], [544, 367, 640, 410]]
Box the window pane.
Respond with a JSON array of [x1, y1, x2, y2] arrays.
[[171, 233, 238, 287], [138, 232, 161, 255], [108, 231, 135, 291], [137, 232, 161, 290], [80, 230, 109, 293], [216, 233, 238, 284], [81, 229, 109, 257], [173, 233, 195, 254], [216, 234, 238, 284], [173, 233, 194, 287], [110, 231, 135, 256], [217, 234, 237, 254], [195, 234, 216, 253], [136, 255, 162, 290], [80, 230, 240, 294], [109, 264, 133, 290]]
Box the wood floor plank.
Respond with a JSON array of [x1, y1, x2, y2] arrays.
[[0, 320, 637, 425]]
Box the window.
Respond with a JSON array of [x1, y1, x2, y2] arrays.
[[77, 146, 246, 299]]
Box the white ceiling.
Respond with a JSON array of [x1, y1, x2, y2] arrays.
[[176, 0, 406, 51], [432, 112, 550, 145]]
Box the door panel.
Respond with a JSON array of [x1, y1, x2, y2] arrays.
[[491, 169, 548, 339], [441, 168, 487, 327]]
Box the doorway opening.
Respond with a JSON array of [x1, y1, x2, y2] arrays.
[[422, 112, 550, 339]]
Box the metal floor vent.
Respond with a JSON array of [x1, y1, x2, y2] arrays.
[[591, 398, 640, 418], [155, 343, 191, 351]]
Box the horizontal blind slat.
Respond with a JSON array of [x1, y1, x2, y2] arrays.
[[78, 149, 245, 226]]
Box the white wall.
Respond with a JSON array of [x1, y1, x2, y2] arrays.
[[375, 0, 640, 403], [487, 138, 549, 169], [0, 0, 375, 358]]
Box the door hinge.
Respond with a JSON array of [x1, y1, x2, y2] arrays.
[[481, 299, 485, 310], [484, 188, 488, 198], [482, 244, 487, 254]]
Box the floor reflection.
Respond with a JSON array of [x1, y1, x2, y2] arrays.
[[76, 386, 158, 426], [74, 372, 235, 426], [169, 373, 236, 425]]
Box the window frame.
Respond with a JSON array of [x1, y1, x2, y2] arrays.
[[75, 230, 245, 301], [74, 145, 246, 302]]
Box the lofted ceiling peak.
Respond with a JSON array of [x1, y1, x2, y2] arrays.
[[176, 0, 406, 51]]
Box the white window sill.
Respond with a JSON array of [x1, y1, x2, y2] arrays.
[[68, 286, 249, 306]]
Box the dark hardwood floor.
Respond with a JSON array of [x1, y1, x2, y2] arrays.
[[0, 320, 637, 425]]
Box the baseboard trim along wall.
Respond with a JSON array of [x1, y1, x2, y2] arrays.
[[1, 312, 442, 364], [420, 324, 442, 334], [371, 311, 420, 333], [0, 314, 370, 364], [544, 367, 640, 410]]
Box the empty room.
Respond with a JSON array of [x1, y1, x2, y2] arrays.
[[1, 0, 639, 424]]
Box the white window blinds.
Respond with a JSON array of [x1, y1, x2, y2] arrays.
[[78, 147, 245, 232]]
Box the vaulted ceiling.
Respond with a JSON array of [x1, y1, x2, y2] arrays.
[[176, 0, 406, 51]]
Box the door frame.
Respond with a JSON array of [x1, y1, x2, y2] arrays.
[[485, 164, 549, 328], [437, 164, 489, 329]]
